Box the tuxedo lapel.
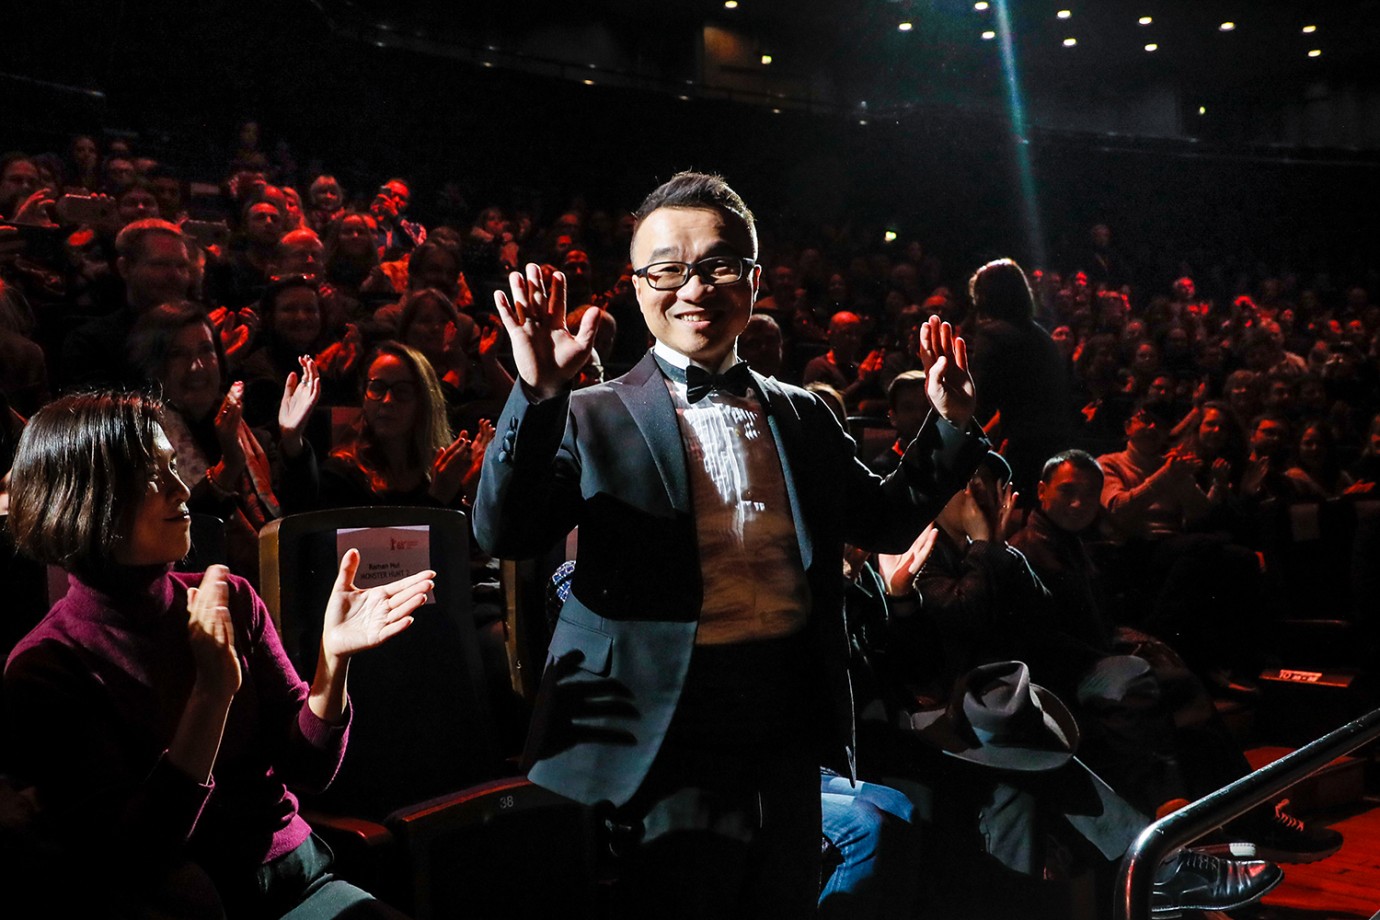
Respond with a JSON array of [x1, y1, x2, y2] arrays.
[[755, 372, 814, 571], [613, 353, 692, 514]]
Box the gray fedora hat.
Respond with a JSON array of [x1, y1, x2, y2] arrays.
[[908, 660, 1080, 772]]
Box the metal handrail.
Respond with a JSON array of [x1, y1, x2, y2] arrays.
[[1115, 706, 1380, 920]]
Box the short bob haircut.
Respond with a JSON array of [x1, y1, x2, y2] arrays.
[[9, 392, 164, 580]]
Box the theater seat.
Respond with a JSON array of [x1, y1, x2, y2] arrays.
[[260, 506, 499, 818], [385, 777, 600, 920], [259, 507, 599, 913]]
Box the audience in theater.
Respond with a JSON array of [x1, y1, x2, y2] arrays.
[[2, 118, 1377, 918]]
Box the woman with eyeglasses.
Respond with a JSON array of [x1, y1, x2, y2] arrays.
[[4, 391, 429, 917], [321, 341, 490, 510]]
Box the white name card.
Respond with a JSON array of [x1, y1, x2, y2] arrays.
[[336, 525, 434, 604]]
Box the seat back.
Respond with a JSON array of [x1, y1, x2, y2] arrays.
[[260, 506, 499, 820], [848, 415, 895, 462]]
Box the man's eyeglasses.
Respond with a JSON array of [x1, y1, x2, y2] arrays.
[[365, 379, 418, 401], [632, 256, 755, 291]]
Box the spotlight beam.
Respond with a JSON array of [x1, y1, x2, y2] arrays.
[[993, 0, 1046, 269]]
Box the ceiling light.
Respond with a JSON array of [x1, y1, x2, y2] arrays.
[[1138, 16, 1152, 26], [771, 107, 782, 114], [1302, 25, 1317, 34], [974, 1, 989, 10], [1219, 22, 1235, 32], [884, 230, 899, 243], [1198, 106, 1206, 115], [582, 79, 595, 85], [723, 0, 738, 8], [1308, 49, 1322, 57], [760, 53, 773, 65], [898, 21, 913, 31], [1144, 43, 1158, 52], [1057, 10, 1072, 20], [677, 95, 690, 100], [1062, 37, 1077, 47], [859, 119, 869, 125], [981, 30, 996, 40]]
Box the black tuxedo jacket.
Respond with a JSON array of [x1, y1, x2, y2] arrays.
[[474, 352, 987, 806]]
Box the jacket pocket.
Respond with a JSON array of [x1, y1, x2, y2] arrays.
[[547, 616, 613, 676]]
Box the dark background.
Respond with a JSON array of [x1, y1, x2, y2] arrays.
[[5, 0, 1378, 290]]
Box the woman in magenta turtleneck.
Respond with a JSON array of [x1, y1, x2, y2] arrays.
[[4, 392, 432, 918]]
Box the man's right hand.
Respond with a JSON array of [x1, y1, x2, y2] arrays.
[[494, 263, 601, 400]]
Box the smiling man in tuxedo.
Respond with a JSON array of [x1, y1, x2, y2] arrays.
[[475, 171, 987, 918]]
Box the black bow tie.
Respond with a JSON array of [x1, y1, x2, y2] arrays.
[[660, 360, 755, 404], [686, 362, 755, 403]]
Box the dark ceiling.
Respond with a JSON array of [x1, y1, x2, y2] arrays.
[[321, 0, 1380, 102], [7, 0, 1380, 152]]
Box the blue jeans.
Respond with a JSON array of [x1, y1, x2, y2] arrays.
[[819, 771, 922, 919]]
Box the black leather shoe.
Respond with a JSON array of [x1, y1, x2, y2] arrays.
[[1150, 849, 1283, 915]]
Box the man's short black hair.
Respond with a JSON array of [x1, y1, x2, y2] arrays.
[[631, 171, 757, 259], [1040, 448, 1104, 484]]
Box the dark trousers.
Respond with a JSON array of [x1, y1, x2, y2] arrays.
[[610, 635, 824, 920], [210, 834, 409, 919]]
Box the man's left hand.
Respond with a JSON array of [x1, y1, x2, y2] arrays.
[[917, 316, 976, 428]]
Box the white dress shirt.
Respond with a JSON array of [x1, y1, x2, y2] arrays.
[[653, 342, 810, 645]]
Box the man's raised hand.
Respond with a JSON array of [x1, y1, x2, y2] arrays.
[[917, 316, 976, 428], [494, 263, 601, 400]]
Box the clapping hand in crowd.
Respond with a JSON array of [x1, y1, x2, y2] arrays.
[[857, 348, 885, 384], [317, 323, 363, 379], [311, 549, 435, 722], [880, 525, 940, 598], [211, 381, 248, 490], [211, 306, 260, 363], [278, 355, 321, 457]]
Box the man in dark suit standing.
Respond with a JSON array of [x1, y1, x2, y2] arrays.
[[474, 172, 987, 918]]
